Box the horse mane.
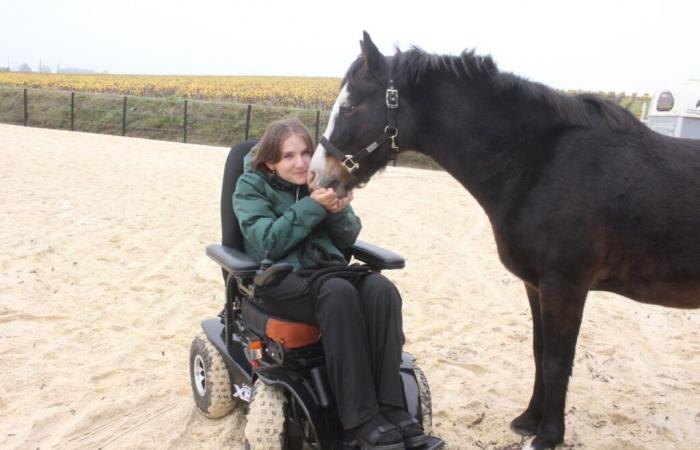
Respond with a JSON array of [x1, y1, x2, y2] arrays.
[[390, 48, 641, 132]]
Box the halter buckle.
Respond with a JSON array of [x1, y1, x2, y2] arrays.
[[386, 88, 399, 109], [390, 135, 399, 152], [384, 126, 399, 152], [341, 155, 359, 173]]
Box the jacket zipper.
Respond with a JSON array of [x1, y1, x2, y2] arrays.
[[295, 186, 299, 202]]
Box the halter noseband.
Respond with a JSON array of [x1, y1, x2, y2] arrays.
[[320, 79, 400, 174]]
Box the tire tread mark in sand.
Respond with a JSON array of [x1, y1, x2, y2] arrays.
[[61, 405, 171, 450], [131, 228, 191, 285]]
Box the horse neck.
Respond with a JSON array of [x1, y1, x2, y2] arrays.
[[406, 76, 562, 216]]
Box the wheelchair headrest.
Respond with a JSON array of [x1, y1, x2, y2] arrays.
[[221, 140, 258, 251]]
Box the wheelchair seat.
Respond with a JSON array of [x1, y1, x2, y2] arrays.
[[241, 298, 321, 349]]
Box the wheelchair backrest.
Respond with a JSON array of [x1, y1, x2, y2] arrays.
[[220, 140, 258, 252]]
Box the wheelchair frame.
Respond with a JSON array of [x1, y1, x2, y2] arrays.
[[197, 241, 443, 449]]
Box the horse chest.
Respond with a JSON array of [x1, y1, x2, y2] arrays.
[[491, 228, 540, 286]]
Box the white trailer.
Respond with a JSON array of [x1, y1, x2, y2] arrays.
[[646, 80, 700, 139]]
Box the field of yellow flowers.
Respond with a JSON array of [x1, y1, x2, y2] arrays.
[[0, 73, 342, 109], [0, 72, 652, 116]]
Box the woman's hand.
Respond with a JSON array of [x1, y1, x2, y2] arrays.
[[328, 191, 353, 214], [310, 188, 339, 211], [310, 188, 353, 213]]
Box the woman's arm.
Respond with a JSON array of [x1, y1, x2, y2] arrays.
[[233, 174, 327, 260], [323, 204, 362, 250]]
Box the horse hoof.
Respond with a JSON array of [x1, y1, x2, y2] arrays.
[[510, 414, 538, 436], [510, 421, 536, 436]]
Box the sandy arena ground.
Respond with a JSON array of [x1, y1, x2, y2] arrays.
[[1, 123, 699, 449]]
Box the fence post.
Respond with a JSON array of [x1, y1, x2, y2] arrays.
[[70, 92, 75, 131], [23, 89, 28, 126], [244, 104, 252, 140], [122, 96, 127, 136], [315, 110, 320, 145], [183, 100, 188, 143]]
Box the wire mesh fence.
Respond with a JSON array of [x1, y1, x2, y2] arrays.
[[73, 91, 123, 135], [0, 86, 333, 148], [0, 87, 24, 124]]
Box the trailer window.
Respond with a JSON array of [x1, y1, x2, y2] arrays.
[[656, 92, 674, 111]]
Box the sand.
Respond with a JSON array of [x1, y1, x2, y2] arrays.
[[1, 123, 698, 450]]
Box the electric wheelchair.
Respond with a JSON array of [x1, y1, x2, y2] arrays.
[[189, 141, 445, 450]]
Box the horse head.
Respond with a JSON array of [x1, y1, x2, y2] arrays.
[[308, 32, 406, 198]]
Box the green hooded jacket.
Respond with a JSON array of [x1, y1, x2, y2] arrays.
[[233, 149, 362, 270]]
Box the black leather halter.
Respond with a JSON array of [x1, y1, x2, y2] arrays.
[[319, 80, 400, 174]]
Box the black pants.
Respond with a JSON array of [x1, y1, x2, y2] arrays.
[[257, 271, 406, 429]]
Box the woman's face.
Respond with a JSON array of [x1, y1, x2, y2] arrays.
[[265, 134, 311, 185]]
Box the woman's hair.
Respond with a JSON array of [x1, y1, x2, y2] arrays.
[[251, 118, 314, 172]]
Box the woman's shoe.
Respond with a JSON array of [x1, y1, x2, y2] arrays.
[[393, 417, 429, 448], [350, 414, 406, 450], [381, 405, 429, 449]]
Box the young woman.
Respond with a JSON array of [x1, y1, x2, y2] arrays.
[[233, 118, 428, 450]]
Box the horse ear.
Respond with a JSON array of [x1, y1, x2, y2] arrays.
[[361, 31, 386, 78]]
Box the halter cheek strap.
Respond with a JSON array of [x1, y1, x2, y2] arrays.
[[320, 79, 400, 174]]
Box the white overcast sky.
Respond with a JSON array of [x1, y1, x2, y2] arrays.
[[2, 0, 698, 94]]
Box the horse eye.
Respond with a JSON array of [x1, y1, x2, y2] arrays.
[[341, 104, 355, 114]]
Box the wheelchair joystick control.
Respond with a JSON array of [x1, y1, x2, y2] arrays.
[[259, 251, 274, 271], [254, 251, 293, 288]]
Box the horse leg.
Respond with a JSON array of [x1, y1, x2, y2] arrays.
[[526, 274, 587, 450], [511, 284, 544, 436]]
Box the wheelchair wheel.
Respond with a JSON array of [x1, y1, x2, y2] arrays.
[[189, 332, 235, 419], [245, 379, 321, 450], [244, 380, 287, 449], [414, 365, 433, 435]]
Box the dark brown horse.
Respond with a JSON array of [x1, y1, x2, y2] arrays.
[[307, 32, 700, 449]]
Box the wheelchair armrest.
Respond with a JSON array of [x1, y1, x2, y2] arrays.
[[206, 244, 259, 278], [351, 240, 405, 270]]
